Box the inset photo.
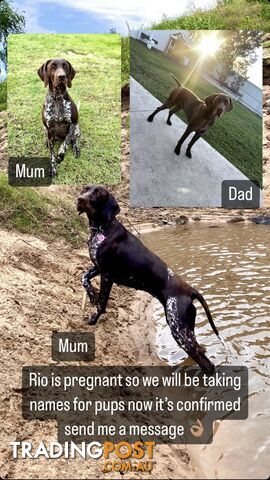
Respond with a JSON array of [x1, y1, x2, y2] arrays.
[[7, 34, 121, 184], [130, 30, 262, 207]]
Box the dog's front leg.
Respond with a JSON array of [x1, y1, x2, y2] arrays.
[[174, 126, 192, 155], [47, 131, 57, 176], [87, 275, 113, 326], [71, 124, 81, 158], [57, 124, 76, 164], [82, 265, 100, 305], [186, 132, 201, 158]]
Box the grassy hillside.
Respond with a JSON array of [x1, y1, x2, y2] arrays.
[[152, 0, 270, 30], [8, 34, 121, 185], [131, 38, 262, 186], [0, 174, 86, 245]]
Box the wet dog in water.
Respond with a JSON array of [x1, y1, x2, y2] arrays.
[[77, 185, 224, 372]]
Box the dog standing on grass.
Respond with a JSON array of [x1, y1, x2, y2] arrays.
[[147, 74, 233, 158], [38, 58, 80, 176], [77, 185, 226, 373]]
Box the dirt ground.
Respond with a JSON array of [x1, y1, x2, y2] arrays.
[[0, 87, 269, 479], [0, 229, 198, 479]]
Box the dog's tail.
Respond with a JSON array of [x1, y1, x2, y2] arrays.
[[170, 73, 181, 87], [192, 289, 227, 349]]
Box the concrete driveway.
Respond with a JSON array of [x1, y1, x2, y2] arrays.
[[130, 78, 249, 207]]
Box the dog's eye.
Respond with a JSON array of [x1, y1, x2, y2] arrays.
[[81, 186, 90, 194], [51, 64, 56, 69]]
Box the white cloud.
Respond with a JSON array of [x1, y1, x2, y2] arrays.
[[14, 0, 216, 34], [13, 1, 55, 33]]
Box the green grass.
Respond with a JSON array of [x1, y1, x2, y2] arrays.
[[121, 36, 130, 86], [131, 38, 262, 186], [0, 173, 86, 246], [151, 0, 270, 30], [7, 34, 121, 185], [0, 80, 7, 111]]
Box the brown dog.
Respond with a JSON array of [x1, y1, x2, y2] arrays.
[[38, 58, 80, 176], [147, 74, 233, 158]]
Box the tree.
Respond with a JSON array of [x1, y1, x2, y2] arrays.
[[215, 31, 262, 88], [0, 0, 25, 67]]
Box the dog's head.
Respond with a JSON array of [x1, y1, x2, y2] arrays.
[[38, 58, 76, 92], [204, 93, 233, 118], [77, 185, 120, 224]]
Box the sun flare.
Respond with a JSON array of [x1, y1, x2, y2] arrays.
[[197, 33, 224, 57]]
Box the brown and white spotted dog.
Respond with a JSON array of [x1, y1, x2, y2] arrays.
[[38, 58, 80, 176]]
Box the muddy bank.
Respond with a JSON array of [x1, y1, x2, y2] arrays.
[[0, 228, 199, 479]]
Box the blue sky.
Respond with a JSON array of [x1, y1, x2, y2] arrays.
[[13, 0, 217, 34]]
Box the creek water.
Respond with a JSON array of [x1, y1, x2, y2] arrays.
[[141, 223, 269, 479]]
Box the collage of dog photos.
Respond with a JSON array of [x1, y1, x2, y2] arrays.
[[0, 2, 270, 480]]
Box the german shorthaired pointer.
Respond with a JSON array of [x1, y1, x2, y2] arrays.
[[147, 74, 233, 158], [38, 58, 80, 176], [77, 185, 225, 372]]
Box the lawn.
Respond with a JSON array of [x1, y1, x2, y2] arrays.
[[0, 80, 6, 111], [130, 38, 262, 187], [0, 173, 86, 246], [7, 34, 121, 185]]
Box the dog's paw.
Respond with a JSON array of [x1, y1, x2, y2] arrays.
[[174, 146, 181, 156], [186, 150, 192, 158], [73, 145, 81, 158], [87, 314, 98, 326], [49, 165, 57, 177], [89, 292, 99, 306], [147, 115, 154, 122], [56, 153, 65, 164]]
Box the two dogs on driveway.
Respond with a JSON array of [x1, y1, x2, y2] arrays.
[[38, 58, 80, 176], [147, 74, 233, 157], [77, 185, 225, 373]]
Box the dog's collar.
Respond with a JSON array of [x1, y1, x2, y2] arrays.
[[89, 225, 105, 236], [47, 90, 65, 101], [90, 226, 102, 233]]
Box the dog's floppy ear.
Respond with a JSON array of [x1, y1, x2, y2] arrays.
[[204, 94, 219, 109], [66, 61, 76, 88], [101, 194, 120, 224], [90, 186, 120, 223], [227, 97, 233, 112], [37, 60, 51, 87]]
